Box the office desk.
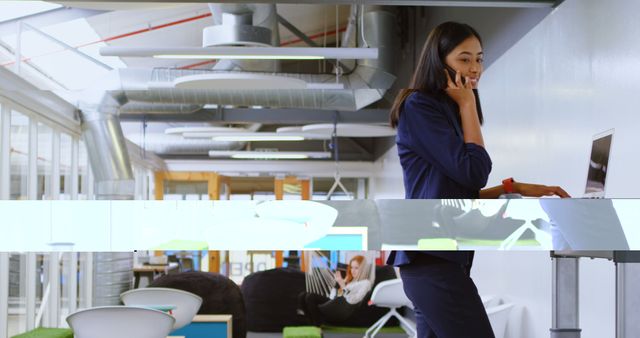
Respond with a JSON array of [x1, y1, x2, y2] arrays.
[[550, 251, 640, 338], [133, 263, 179, 288]]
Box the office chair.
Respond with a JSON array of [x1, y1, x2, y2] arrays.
[[121, 287, 202, 329], [66, 306, 175, 338]]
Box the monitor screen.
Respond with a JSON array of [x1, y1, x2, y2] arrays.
[[584, 130, 614, 198]]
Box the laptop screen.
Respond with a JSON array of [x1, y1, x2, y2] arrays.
[[584, 129, 614, 198]]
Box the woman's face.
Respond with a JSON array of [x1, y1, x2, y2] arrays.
[[444, 36, 484, 88], [349, 260, 361, 279]]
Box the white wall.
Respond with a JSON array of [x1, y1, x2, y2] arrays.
[[375, 0, 640, 198], [371, 145, 404, 199], [474, 3, 638, 334], [472, 251, 616, 338], [481, 0, 640, 198], [371, 1, 636, 336]]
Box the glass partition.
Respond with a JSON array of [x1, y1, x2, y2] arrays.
[[36, 122, 53, 200], [9, 110, 29, 200], [59, 133, 73, 200], [78, 140, 91, 200]]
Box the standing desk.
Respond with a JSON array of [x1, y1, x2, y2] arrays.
[[550, 251, 640, 338]]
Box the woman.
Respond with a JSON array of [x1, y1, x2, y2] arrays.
[[387, 22, 570, 338], [298, 255, 372, 325]]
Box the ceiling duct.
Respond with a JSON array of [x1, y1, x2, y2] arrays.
[[203, 12, 271, 47], [208, 4, 281, 73], [94, 5, 396, 112], [118, 102, 202, 115], [80, 5, 397, 176], [81, 108, 135, 200]]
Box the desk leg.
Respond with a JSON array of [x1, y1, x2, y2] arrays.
[[616, 262, 640, 338], [551, 257, 581, 338], [134, 272, 140, 288]]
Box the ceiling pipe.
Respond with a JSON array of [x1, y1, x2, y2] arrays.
[[97, 6, 397, 111], [207, 3, 281, 73], [80, 107, 135, 200], [79, 5, 397, 169], [118, 102, 202, 115]]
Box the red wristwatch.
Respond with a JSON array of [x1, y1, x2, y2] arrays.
[[502, 177, 515, 194]]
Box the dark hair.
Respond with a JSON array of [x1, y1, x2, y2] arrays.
[[390, 21, 484, 128]]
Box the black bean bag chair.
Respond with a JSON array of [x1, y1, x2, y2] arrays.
[[149, 271, 246, 338], [241, 267, 307, 332]]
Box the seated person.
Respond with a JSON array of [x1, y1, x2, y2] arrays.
[[297, 255, 372, 325]]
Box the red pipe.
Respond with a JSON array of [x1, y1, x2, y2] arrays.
[[2, 12, 213, 67], [79, 12, 212, 47], [2, 11, 347, 72]]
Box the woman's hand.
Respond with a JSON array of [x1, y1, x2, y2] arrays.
[[445, 69, 476, 109], [515, 182, 571, 198], [334, 271, 346, 289], [444, 69, 485, 147]]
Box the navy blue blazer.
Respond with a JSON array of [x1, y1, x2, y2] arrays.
[[388, 91, 492, 266]]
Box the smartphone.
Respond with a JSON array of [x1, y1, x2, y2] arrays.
[[445, 65, 466, 86], [336, 263, 347, 278]]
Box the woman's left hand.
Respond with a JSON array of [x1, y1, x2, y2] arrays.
[[334, 271, 346, 288], [515, 182, 571, 198]]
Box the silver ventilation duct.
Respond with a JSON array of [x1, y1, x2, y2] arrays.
[[91, 252, 133, 306], [208, 4, 281, 73], [101, 5, 396, 112], [81, 109, 135, 200], [118, 102, 202, 115], [80, 5, 396, 185]]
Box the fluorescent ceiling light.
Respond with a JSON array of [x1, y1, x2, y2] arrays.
[[156, 54, 324, 60], [212, 135, 305, 142], [233, 153, 308, 159], [301, 123, 397, 137], [209, 150, 331, 159], [100, 46, 379, 60], [165, 126, 247, 135], [185, 131, 329, 140]]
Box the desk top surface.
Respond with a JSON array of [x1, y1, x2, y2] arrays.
[[133, 262, 179, 272]]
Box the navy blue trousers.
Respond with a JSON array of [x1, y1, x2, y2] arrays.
[[400, 257, 494, 338]]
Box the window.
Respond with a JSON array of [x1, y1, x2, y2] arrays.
[[0, 1, 61, 23], [78, 140, 92, 200], [9, 110, 28, 200], [36, 122, 52, 200], [59, 133, 72, 199], [1, 18, 126, 90], [7, 254, 27, 336]]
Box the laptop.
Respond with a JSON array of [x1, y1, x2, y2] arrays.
[[583, 129, 614, 198]]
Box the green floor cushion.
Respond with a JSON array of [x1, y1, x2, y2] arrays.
[[457, 238, 541, 247], [322, 325, 404, 334], [152, 240, 208, 251], [11, 328, 74, 338], [283, 326, 322, 338], [417, 238, 541, 249], [416, 238, 458, 250]]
